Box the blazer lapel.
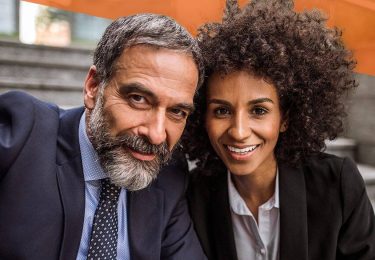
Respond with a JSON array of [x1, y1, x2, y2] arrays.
[[56, 159, 85, 260], [210, 171, 238, 260], [279, 163, 308, 260], [127, 186, 164, 260], [56, 107, 86, 260]]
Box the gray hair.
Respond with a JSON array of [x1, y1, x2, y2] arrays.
[[93, 13, 204, 88]]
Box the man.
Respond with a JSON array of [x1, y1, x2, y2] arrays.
[[0, 14, 205, 260]]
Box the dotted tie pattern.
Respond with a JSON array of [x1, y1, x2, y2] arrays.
[[87, 178, 121, 260]]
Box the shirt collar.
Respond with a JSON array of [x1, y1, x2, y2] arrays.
[[78, 112, 107, 181], [227, 168, 280, 216]]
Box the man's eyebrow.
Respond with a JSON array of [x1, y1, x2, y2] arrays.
[[117, 82, 195, 112], [118, 83, 157, 99], [173, 103, 195, 114]]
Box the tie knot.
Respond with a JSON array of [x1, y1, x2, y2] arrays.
[[100, 178, 121, 201]]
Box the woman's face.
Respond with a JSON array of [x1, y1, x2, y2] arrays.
[[205, 71, 286, 176]]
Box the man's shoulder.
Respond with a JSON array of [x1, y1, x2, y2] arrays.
[[0, 91, 65, 143], [0, 91, 83, 174], [0, 90, 60, 118]]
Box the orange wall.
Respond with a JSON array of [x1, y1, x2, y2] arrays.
[[24, 0, 375, 75]]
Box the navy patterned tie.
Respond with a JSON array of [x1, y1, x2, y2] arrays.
[[87, 178, 121, 260]]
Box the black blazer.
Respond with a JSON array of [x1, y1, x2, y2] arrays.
[[0, 91, 206, 260], [188, 153, 375, 260]]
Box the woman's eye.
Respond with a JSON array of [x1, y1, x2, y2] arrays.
[[214, 107, 230, 117], [253, 107, 268, 116]]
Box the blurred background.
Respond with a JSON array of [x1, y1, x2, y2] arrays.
[[0, 0, 110, 106], [0, 0, 374, 205]]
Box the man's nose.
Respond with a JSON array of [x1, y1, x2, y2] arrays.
[[139, 110, 167, 146]]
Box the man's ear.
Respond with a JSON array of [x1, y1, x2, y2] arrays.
[[84, 65, 99, 110]]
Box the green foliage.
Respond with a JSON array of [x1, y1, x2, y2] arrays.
[[36, 7, 71, 27]]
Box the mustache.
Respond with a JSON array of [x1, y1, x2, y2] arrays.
[[100, 134, 171, 161]]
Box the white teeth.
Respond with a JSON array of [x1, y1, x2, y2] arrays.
[[227, 145, 258, 154]]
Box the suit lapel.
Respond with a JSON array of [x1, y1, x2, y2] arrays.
[[279, 163, 308, 260], [56, 159, 85, 260], [127, 186, 164, 260], [56, 108, 86, 260], [210, 171, 238, 260]]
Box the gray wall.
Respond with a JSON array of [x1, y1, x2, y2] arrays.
[[346, 74, 375, 166]]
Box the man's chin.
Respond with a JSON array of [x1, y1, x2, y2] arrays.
[[103, 153, 160, 191], [108, 167, 158, 191]]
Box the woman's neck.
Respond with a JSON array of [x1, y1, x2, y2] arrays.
[[231, 162, 277, 222]]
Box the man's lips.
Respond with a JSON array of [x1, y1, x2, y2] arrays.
[[124, 146, 156, 161]]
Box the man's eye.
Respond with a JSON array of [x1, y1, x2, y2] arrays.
[[170, 108, 187, 119], [129, 94, 145, 103]]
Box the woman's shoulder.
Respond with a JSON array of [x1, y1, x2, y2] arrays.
[[301, 152, 359, 177], [299, 152, 367, 207]]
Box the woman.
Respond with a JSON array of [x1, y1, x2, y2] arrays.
[[184, 0, 375, 259]]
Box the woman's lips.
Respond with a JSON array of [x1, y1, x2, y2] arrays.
[[225, 144, 259, 160]]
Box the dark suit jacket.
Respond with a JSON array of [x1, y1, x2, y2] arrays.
[[0, 91, 206, 260], [188, 153, 375, 259]]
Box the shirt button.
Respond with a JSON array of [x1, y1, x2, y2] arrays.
[[260, 248, 266, 255]]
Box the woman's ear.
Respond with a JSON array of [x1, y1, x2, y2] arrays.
[[280, 110, 289, 133], [280, 120, 288, 133], [84, 65, 99, 110]]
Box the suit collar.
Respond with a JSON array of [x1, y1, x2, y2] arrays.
[[56, 107, 86, 260], [209, 168, 238, 260], [279, 163, 308, 259]]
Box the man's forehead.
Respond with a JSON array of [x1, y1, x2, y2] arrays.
[[110, 46, 198, 88], [114, 45, 195, 70]]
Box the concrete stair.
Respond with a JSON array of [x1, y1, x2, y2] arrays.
[[0, 40, 92, 107]]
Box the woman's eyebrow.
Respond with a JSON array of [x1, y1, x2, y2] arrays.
[[248, 98, 274, 105], [207, 97, 274, 106], [207, 99, 231, 106]]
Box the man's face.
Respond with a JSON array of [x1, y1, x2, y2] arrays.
[[84, 45, 199, 190]]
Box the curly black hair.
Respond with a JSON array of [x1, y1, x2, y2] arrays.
[[182, 0, 357, 174]]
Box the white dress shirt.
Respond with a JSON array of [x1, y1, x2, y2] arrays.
[[227, 170, 280, 260]]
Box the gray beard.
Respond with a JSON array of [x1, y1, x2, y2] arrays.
[[87, 92, 172, 191]]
